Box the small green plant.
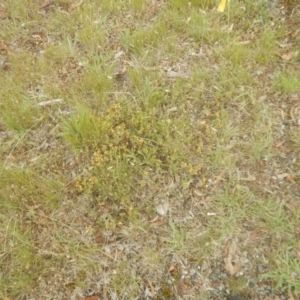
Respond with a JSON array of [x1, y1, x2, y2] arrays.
[[263, 251, 300, 296], [61, 100, 190, 205], [274, 71, 300, 94], [250, 134, 273, 161], [254, 28, 280, 64], [228, 276, 247, 295], [60, 107, 101, 149], [120, 20, 167, 54]]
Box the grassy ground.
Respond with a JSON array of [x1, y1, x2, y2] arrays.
[[1, 0, 300, 299]]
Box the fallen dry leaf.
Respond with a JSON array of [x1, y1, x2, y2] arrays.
[[166, 70, 190, 79], [36, 98, 63, 107], [240, 175, 256, 181], [149, 220, 167, 227], [284, 201, 299, 212], [177, 278, 188, 291], [223, 239, 241, 275], [286, 173, 296, 184], [281, 52, 294, 61], [280, 109, 285, 120], [120, 64, 126, 74], [212, 171, 226, 191], [290, 104, 300, 125], [289, 94, 300, 101], [224, 255, 240, 275], [223, 239, 232, 257], [200, 196, 211, 204], [113, 64, 127, 76], [149, 215, 159, 223], [248, 230, 257, 242], [235, 40, 250, 45], [274, 141, 291, 153], [147, 279, 156, 297], [288, 290, 295, 300], [167, 106, 178, 113], [85, 295, 99, 300], [274, 173, 289, 180], [95, 236, 106, 244], [0, 3, 7, 19], [258, 95, 268, 101], [0, 38, 10, 55], [168, 264, 176, 272]]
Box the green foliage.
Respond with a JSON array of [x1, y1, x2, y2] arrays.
[[254, 28, 280, 64], [61, 100, 189, 203], [121, 20, 167, 54], [263, 251, 300, 296], [0, 168, 61, 212], [0, 168, 63, 297], [274, 71, 300, 94]]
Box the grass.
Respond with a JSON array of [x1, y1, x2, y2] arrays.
[[275, 70, 300, 94], [1, 0, 300, 299]]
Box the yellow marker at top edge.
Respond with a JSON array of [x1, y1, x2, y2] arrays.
[[217, 0, 230, 12]]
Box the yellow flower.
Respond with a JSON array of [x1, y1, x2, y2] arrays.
[[217, 0, 230, 12]]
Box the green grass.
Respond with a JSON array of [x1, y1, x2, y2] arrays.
[[1, 0, 300, 299], [275, 70, 300, 94], [263, 250, 300, 296]]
